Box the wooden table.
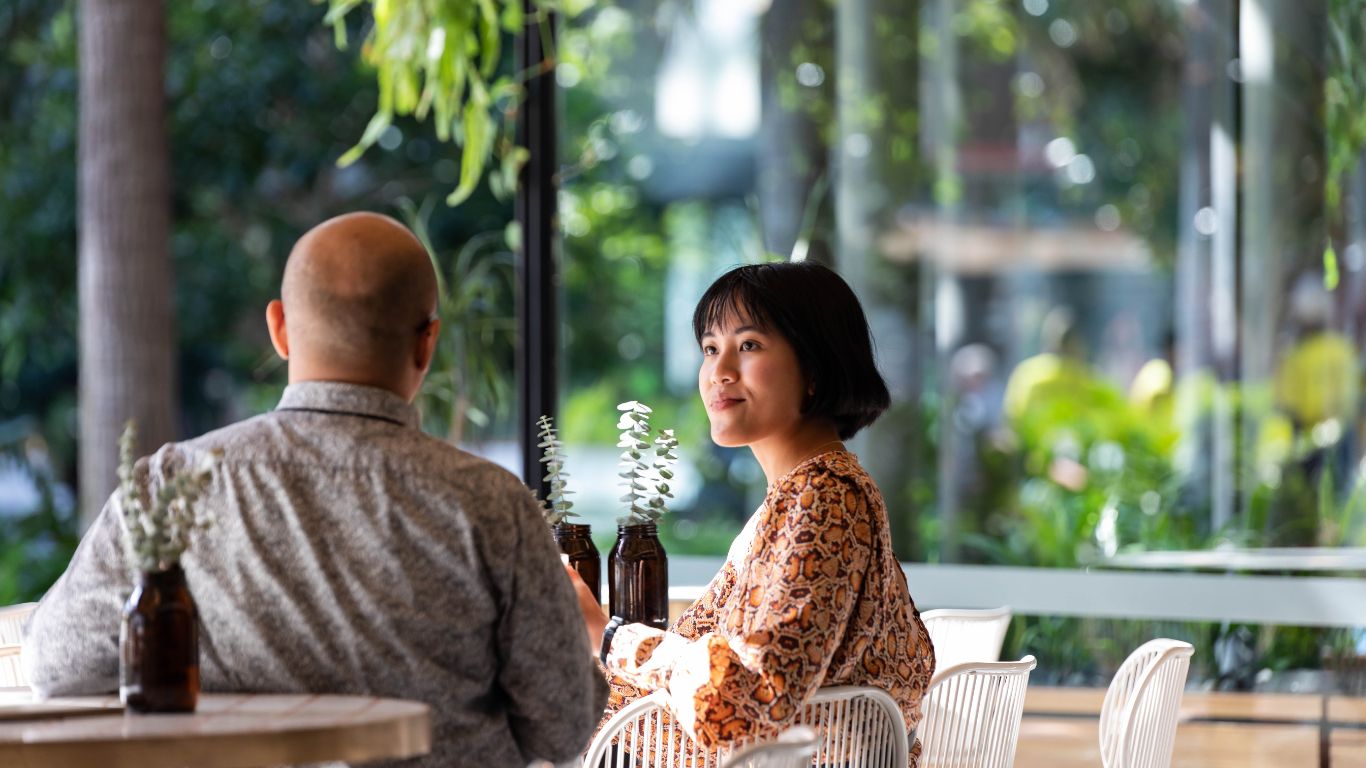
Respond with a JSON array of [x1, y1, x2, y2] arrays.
[[0, 693, 430, 768]]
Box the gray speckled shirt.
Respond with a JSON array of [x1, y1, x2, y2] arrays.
[[22, 381, 607, 767]]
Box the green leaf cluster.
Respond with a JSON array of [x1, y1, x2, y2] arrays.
[[322, 0, 579, 205], [1325, 0, 1366, 282], [399, 197, 518, 445], [1, 2, 535, 605]]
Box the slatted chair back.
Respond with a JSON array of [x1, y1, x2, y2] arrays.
[[920, 607, 1011, 670], [0, 602, 36, 645], [918, 655, 1036, 768], [583, 685, 909, 768], [0, 645, 24, 688], [720, 725, 818, 768], [1099, 639, 1193, 768]]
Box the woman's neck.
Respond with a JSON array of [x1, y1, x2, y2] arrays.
[[750, 421, 844, 486]]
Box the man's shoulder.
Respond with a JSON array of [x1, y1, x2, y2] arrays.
[[169, 412, 527, 494]]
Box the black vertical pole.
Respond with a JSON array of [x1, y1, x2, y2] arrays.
[[516, 2, 558, 499]]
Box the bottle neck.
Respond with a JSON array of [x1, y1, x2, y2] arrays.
[[140, 563, 187, 588], [554, 523, 592, 537], [617, 522, 658, 537]]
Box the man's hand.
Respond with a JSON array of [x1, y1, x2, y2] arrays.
[[562, 557, 609, 653]]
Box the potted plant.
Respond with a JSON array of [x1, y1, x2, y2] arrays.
[[609, 401, 677, 630], [537, 415, 600, 602], [116, 421, 218, 713]]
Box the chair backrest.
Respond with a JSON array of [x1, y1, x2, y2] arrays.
[[920, 607, 1011, 670], [0, 645, 24, 688], [918, 655, 1036, 768], [0, 602, 36, 645], [721, 725, 818, 768], [1099, 639, 1194, 768], [584, 685, 909, 768], [0, 603, 36, 689]]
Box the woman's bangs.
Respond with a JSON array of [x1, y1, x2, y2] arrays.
[[693, 274, 775, 341]]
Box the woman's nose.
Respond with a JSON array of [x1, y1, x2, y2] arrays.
[[710, 350, 737, 384]]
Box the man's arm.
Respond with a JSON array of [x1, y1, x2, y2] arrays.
[[21, 488, 132, 697], [495, 491, 608, 764]]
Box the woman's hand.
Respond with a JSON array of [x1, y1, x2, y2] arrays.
[[562, 557, 609, 652]]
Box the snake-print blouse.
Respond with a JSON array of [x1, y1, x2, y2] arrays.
[[601, 451, 936, 764]]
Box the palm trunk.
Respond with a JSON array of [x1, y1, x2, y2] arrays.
[[78, 0, 176, 527]]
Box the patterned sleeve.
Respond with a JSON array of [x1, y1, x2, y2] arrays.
[[600, 559, 736, 717], [671, 560, 735, 640], [604, 469, 873, 747]]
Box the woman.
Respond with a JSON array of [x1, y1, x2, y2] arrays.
[[568, 262, 935, 762]]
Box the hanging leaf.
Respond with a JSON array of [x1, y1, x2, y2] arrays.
[[321, 0, 579, 206]]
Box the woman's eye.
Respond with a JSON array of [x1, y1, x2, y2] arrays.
[[740, 340, 758, 351], [701, 345, 717, 356]]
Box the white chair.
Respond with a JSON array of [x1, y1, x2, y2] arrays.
[[0, 602, 36, 645], [720, 725, 818, 768], [0, 603, 36, 689], [918, 655, 1036, 768], [583, 685, 909, 768], [1099, 639, 1193, 768], [920, 607, 1011, 671], [0, 645, 23, 688]]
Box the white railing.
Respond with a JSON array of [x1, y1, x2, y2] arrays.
[[665, 557, 1366, 628]]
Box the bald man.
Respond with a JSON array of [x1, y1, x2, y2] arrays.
[[23, 213, 608, 767]]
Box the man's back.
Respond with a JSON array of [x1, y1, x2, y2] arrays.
[[24, 382, 607, 766]]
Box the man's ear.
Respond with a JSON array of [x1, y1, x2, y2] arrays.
[[415, 318, 440, 373], [266, 300, 289, 360]]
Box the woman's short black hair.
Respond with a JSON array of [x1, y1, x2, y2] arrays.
[[692, 261, 891, 439]]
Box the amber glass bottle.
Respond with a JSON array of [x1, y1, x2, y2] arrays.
[[120, 564, 200, 713], [608, 523, 669, 630], [553, 523, 601, 603]]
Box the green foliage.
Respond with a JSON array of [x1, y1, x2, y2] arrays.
[[398, 196, 518, 444], [554, 4, 680, 415], [963, 357, 1191, 569], [0, 424, 78, 604], [951, 0, 1018, 61], [1326, 0, 1366, 220], [321, 0, 587, 205], [0, 1, 80, 479], [1, 0, 516, 599], [655, 513, 742, 557]]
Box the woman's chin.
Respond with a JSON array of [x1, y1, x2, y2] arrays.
[[709, 427, 748, 449]]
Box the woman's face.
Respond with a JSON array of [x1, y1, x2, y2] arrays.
[[698, 308, 808, 448]]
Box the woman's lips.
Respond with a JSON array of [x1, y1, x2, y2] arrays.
[[709, 396, 743, 411]]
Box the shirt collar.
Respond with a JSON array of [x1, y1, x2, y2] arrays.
[[275, 381, 420, 429]]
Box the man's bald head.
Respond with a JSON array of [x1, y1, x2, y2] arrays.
[[272, 212, 440, 395]]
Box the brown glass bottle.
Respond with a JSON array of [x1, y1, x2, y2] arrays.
[[553, 523, 601, 603], [120, 564, 200, 713], [608, 523, 669, 630]]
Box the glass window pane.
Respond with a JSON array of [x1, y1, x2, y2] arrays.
[[556, 0, 1366, 689]]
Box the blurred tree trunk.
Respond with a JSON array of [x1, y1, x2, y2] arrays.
[[78, 0, 176, 527]]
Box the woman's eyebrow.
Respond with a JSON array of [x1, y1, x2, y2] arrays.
[[701, 325, 763, 338]]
